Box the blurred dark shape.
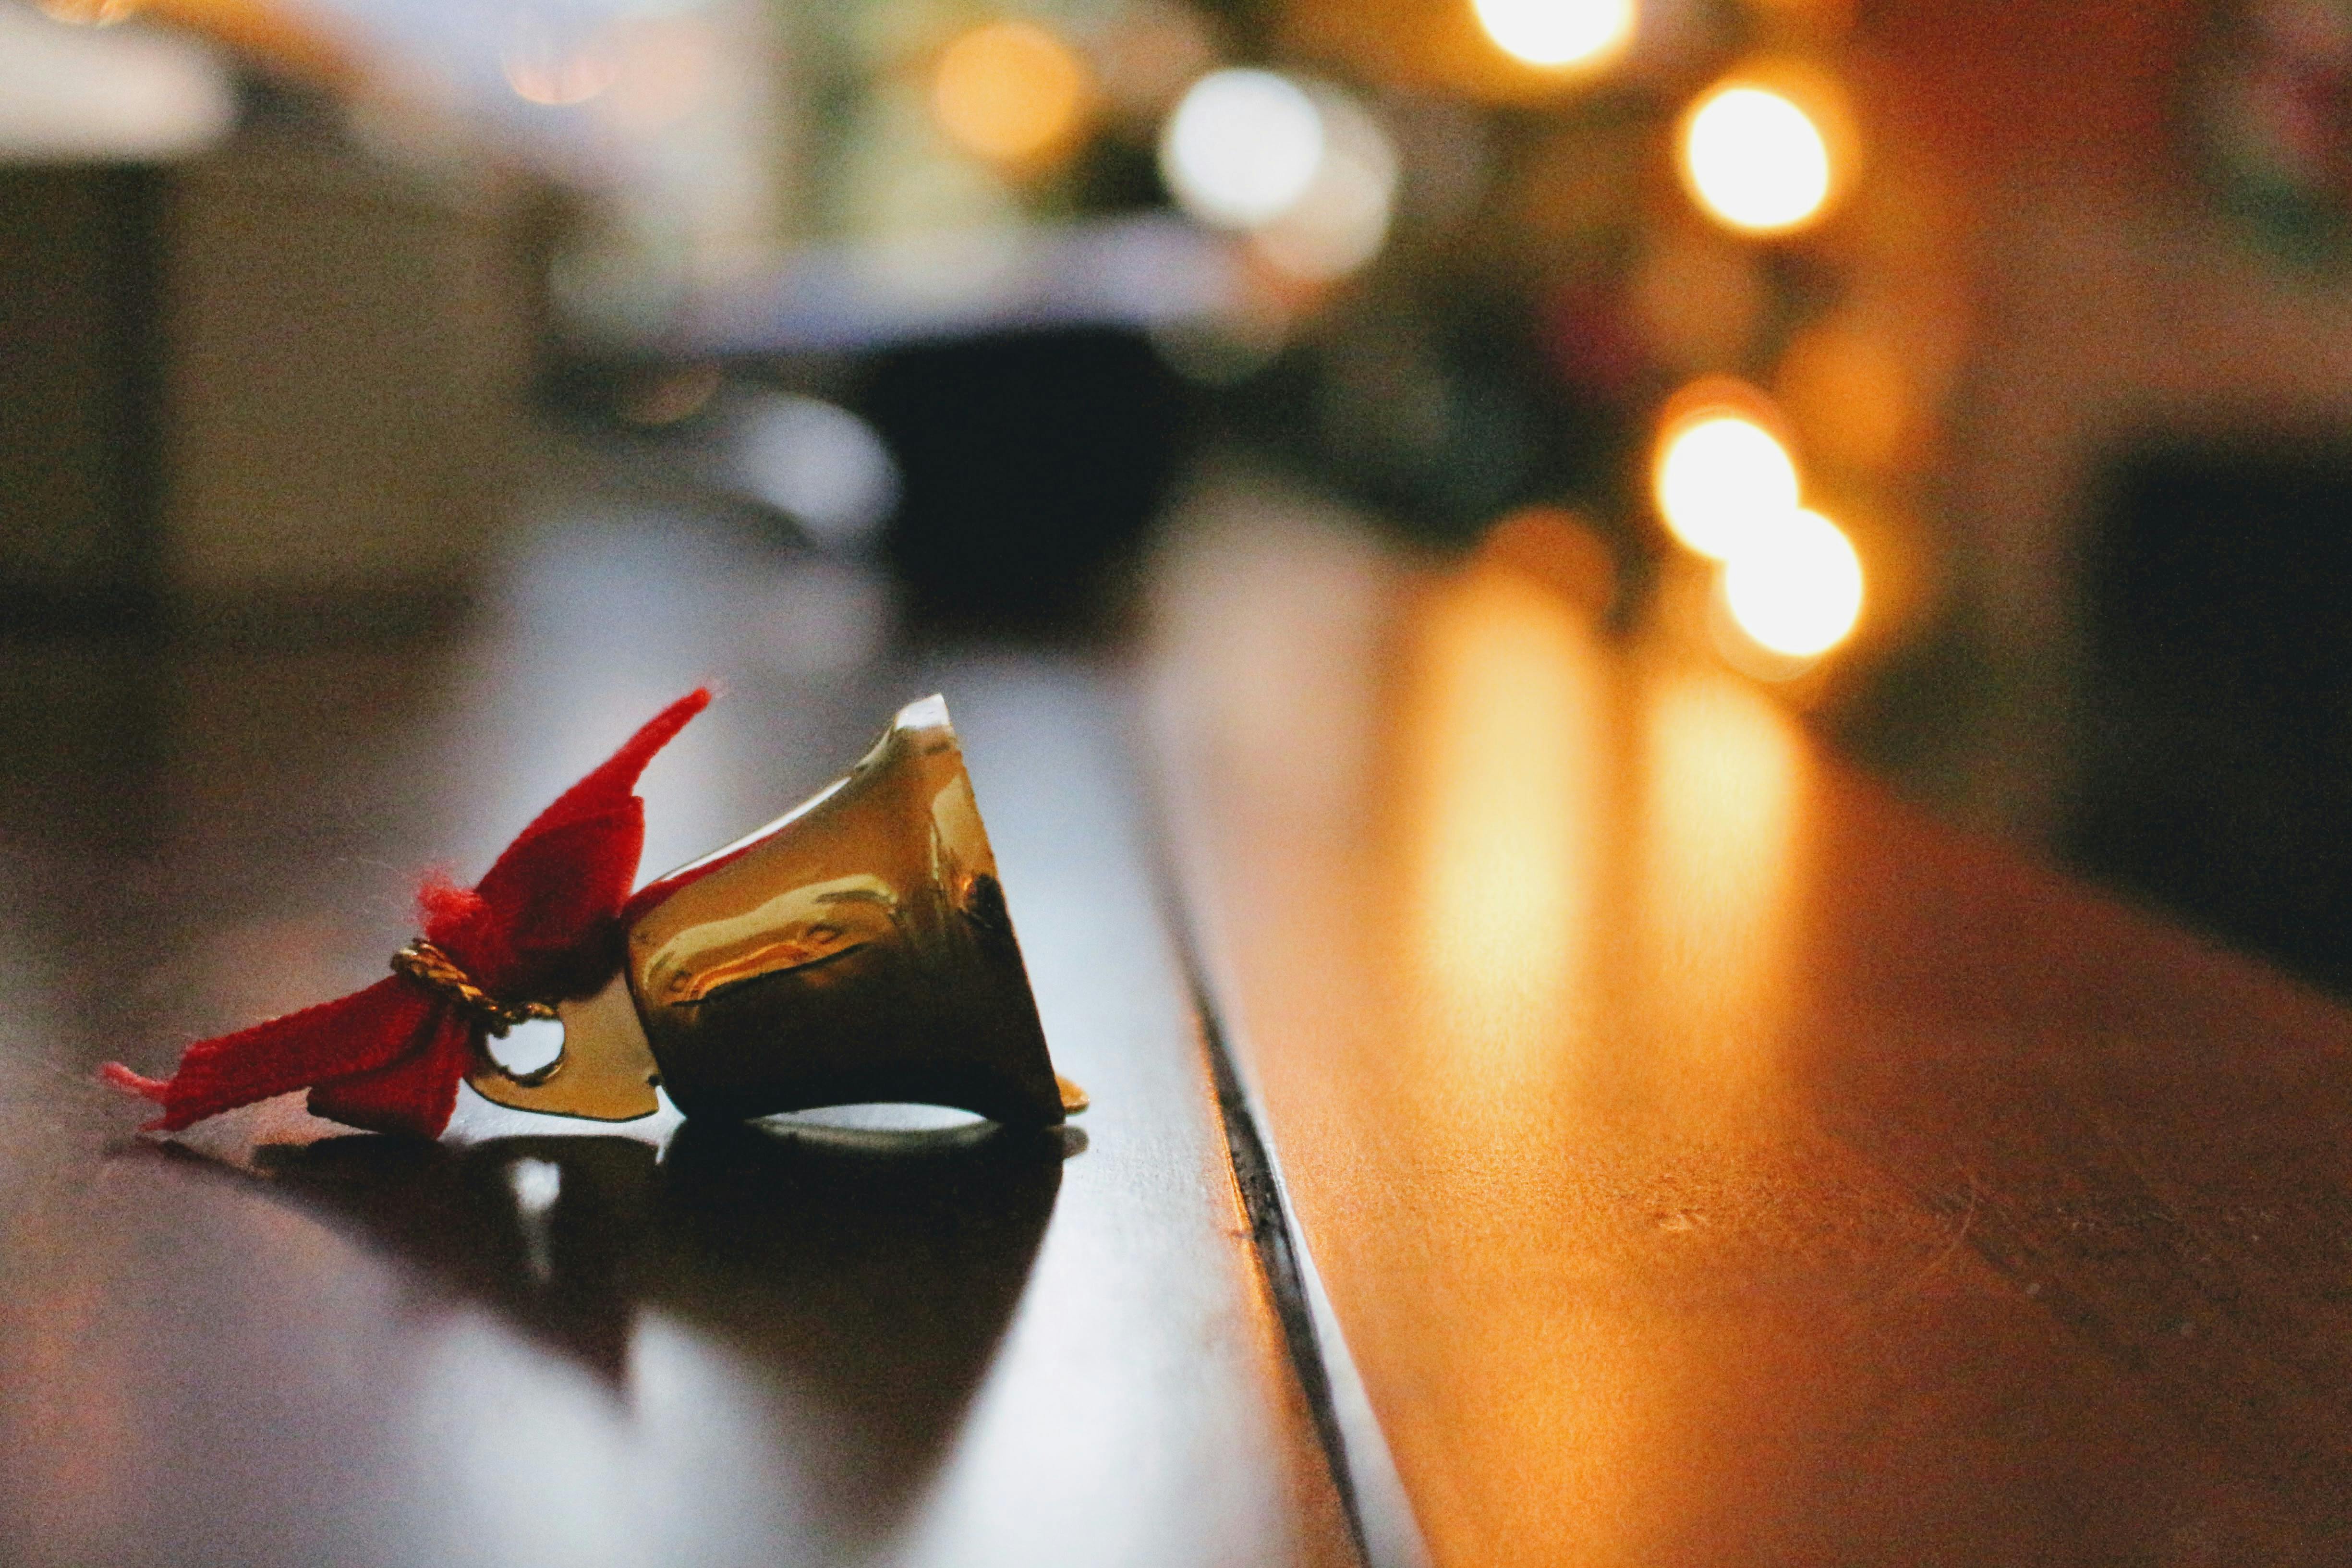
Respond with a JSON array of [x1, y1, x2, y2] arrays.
[[2070, 444, 2352, 993], [1067, 131, 1173, 216], [533, 371, 903, 555], [0, 166, 167, 634], [1, 107, 534, 644], [2201, 0, 2352, 270], [614, 362, 725, 429], [0, 642, 167, 856], [1223, 284, 1632, 554], [655, 1118, 1064, 1471], [858, 326, 1188, 633]]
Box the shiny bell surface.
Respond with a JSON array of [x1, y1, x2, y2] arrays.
[[466, 696, 1080, 1128]]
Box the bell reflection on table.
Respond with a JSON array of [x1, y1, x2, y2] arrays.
[[467, 695, 1083, 1131], [243, 1112, 1068, 1544]]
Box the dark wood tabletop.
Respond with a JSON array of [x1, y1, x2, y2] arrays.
[[1145, 477, 2352, 1568], [16, 452, 2352, 1568], [0, 487, 1354, 1567]]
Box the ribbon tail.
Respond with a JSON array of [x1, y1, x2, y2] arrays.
[[306, 1009, 479, 1139], [100, 976, 441, 1134]]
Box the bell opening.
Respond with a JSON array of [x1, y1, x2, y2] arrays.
[[726, 1106, 1085, 1162], [758, 1102, 991, 1135]]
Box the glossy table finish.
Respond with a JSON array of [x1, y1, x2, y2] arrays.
[[0, 495, 1353, 1566], [1148, 488, 2352, 1567]]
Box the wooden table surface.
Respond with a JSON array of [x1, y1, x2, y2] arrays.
[[16, 453, 2352, 1567], [1146, 478, 2352, 1567], [0, 487, 1354, 1567]]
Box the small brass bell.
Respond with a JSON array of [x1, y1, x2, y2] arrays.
[[465, 696, 1084, 1127]]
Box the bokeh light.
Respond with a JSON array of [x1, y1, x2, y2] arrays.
[[1681, 84, 1831, 233], [1471, 0, 1635, 69], [1250, 84, 1398, 280], [932, 19, 1089, 166], [727, 391, 901, 549], [1654, 410, 1801, 559], [595, 16, 719, 135], [1722, 508, 1863, 656], [503, 11, 618, 107], [1161, 69, 1324, 230], [0, 3, 234, 158]]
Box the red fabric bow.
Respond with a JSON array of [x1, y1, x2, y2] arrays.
[[103, 690, 713, 1139]]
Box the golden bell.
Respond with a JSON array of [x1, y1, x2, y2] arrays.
[[465, 696, 1084, 1128]]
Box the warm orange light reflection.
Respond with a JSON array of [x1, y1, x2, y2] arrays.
[[1637, 664, 1801, 1112], [1402, 562, 1600, 1081], [1775, 321, 1915, 474], [35, 0, 140, 24], [1681, 83, 1831, 234], [1147, 502, 1868, 1568], [1631, 226, 1767, 375], [932, 19, 1089, 166], [1653, 404, 1801, 560], [1480, 505, 1617, 617]]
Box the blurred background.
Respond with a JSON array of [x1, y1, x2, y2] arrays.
[[10, 0, 2352, 993]]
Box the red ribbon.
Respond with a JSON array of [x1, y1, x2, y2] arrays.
[[103, 689, 713, 1139]]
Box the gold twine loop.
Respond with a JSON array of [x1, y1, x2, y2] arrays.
[[391, 938, 557, 1036]]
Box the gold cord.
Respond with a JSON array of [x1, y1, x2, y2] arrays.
[[391, 938, 557, 1036]]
